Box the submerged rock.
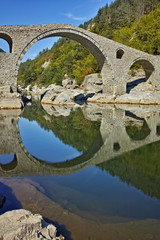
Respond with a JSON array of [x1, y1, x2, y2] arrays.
[[0, 209, 64, 240]]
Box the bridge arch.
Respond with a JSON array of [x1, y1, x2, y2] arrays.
[[0, 32, 13, 53], [116, 48, 125, 59], [125, 57, 155, 93], [15, 27, 114, 93], [128, 58, 155, 80]]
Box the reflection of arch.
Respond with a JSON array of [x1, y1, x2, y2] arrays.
[[116, 48, 124, 59], [18, 130, 103, 171], [0, 154, 17, 171], [15, 27, 113, 92], [0, 107, 160, 177], [125, 111, 151, 141], [0, 32, 13, 53]]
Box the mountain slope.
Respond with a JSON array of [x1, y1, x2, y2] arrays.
[[18, 0, 160, 87]]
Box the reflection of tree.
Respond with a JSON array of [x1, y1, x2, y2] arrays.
[[98, 140, 160, 199], [22, 101, 101, 152]]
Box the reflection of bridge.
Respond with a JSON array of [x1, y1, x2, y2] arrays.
[[0, 105, 160, 177], [0, 24, 160, 96]]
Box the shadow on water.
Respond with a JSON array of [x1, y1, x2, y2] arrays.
[[43, 217, 73, 240], [0, 182, 22, 214]]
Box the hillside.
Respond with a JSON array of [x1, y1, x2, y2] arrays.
[[18, 0, 160, 88]]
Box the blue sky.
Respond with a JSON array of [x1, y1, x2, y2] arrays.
[[0, 0, 113, 61]]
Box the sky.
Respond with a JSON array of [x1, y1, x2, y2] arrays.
[[0, 0, 113, 61]]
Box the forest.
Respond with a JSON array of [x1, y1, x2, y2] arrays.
[[18, 0, 160, 88]]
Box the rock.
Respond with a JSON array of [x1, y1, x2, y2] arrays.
[[0, 195, 6, 209], [0, 209, 62, 240], [25, 85, 32, 92], [41, 59, 50, 69], [41, 87, 84, 106], [53, 92, 74, 105], [62, 74, 78, 89], [115, 92, 160, 105], [81, 73, 103, 93], [87, 93, 115, 104]]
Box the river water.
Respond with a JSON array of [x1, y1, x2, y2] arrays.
[[0, 101, 160, 240]]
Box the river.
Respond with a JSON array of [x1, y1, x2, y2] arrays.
[[0, 101, 160, 240]]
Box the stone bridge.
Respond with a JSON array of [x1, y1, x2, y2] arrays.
[[0, 106, 160, 177], [0, 24, 160, 96]]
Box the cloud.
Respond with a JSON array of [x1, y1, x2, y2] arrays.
[[65, 13, 85, 21]]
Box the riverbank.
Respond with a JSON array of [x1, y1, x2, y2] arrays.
[[0, 209, 64, 240], [0, 71, 160, 109], [0, 177, 160, 240], [22, 72, 160, 107]]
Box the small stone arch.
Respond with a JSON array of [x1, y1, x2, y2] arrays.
[[15, 27, 114, 94], [0, 32, 13, 53], [116, 48, 124, 59], [129, 58, 155, 80], [126, 58, 155, 93], [128, 58, 155, 81]]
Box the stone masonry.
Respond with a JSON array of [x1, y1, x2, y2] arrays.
[[0, 24, 160, 96]]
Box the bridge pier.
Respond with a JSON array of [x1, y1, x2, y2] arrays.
[[0, 53, 17, 91]]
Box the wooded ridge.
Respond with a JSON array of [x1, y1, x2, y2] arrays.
[[18, 0, 160, 88]]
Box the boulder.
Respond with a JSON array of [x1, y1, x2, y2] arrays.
[[0, 209, 63, 240], [41, 87, 84, 106], [25, 85, 32, 92], [87, 93, 115, 104], [62, 74, 78, 89], [53, 92, 74, 105], [115, 92, 160, 105], [81, 73, 103, 93]]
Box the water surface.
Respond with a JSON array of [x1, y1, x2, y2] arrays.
[[0, 102, 160, 239]]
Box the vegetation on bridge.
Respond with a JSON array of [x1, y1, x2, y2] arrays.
[[18, 0, 160, 87]]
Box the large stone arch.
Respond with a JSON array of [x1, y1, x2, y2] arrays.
[[0, 32, 13, 53], [15, 27, 114, 94]]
